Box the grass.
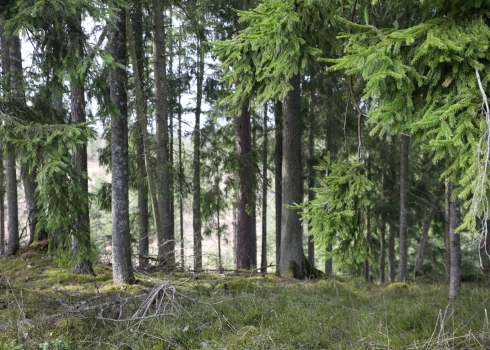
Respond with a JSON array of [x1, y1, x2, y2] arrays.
[[0, 246, 489, 349]]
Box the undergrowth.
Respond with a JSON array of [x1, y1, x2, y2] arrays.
[[0, 246, 489, 349]]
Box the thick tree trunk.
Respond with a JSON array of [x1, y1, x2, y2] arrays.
[[445, 182, 451, 283], [110, 7, 135, 285], [22, 164, 38, 245], [129, 3, 149, 269], [127, 8, 161, 267], [413, 184, 444, 278], [274, 101, 283, 268], [152, 0, 174, 268], [448, 184, 461, 301], [235, 105, 255, 269], [261, 104, 268, 272], [70, 14, 94, 275], [397, 134, 410, 282], [279, 75, 304, 278]]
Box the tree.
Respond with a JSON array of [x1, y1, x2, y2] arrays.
[[110, 6, 135, 285], [397, 134, 410, 282]]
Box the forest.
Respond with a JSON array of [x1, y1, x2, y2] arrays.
[[1, 0, 490, 348]]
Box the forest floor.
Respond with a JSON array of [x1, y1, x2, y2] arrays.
[[0, 244, 490, 349]]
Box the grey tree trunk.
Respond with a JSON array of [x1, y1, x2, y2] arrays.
[[279, 75, 304, 279], [445, 182, 451, 283], [193, 29, 204, 272], [397, 134, 410, 282], [178, 44, 185, 269], [274, 101, 283, 268], [380, 167, 386, 283], [127, 8, 162, 266], [364, 211, 371, 283], [448, 184, 461, 301], [110, 7, 135, 285], [71, 14, 94, 275], [413, 184, 444, 278], [389, 223, 396, 282], [152, 0, 173, 268], [129, 3, 149, 269], [307, 93, 315, 266], [261, 104, 268, 272], [235, 105, 255, 269], [0, 25, 8, 255]]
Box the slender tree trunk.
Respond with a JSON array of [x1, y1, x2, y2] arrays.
[[110, 7, 135, 285], [413, 184, 444, 278], [307, 92, 315, 266], [445, 181, 451, 283], [261, 104, 268, 272], [397, 134, 410, 282], [193, 29, 204, 272], [217, 179, 222, 273], [364, 210, 371, 283], [279, 75, 304, 278], [235, 105, 255, 269], [6, 35, 22, 256], [152, 0, 173, 268], [325, 117, 333, 274], [21, 165, 38, 245], [178, 39, 185, 268], [252, 115, 257, 269], [129, 3, 149, 269], [127, 9, 162, 265], [380, 224, 386, 283], [0, 25, 6, 255], [70, 14, 94, 275], [274, 101, 283, 268], [448, 183, 461, 301], [389, 223, 396, 282]]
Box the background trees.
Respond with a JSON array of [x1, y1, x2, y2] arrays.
[[0, 0, 488, 298]]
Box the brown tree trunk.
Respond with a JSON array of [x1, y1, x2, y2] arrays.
[[380, 166, 387, 283], [279, 75, 304, 278], [274, 101, 283, 268], [235, 105, 255, 269], [413, 184, 444, 278], [307, 91, 315, 266], [110, 6, 135, 285], [151, 0, 173, 268], [448, 183, 461, 301], [325, 116, 333, 274], [397, 134, 410, 282]]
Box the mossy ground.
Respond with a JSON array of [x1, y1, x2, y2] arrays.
[[0, 247, 489, 349]]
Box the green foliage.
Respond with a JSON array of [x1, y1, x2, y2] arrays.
[[298, 159, 373, 265], [39, 336, 71, 350], [213, 0, 333, 109], [0, 119, 96, 263], [327, 5, 490, 231]]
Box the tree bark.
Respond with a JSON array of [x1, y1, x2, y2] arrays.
[[261, 104, 268, 272], [110, 7, 135, 285], [413, 184, 444, 278], [127, 8, 161, 268], [177, 38, 185, 269], [279, 75, 304, 278], [389, 136, 397, 282], [129, 2, 149, 269], [274, 101, 283, 268], [380, 166, 386, 283], [445, 181, 451, 283], [397, 134, 410, 282], [448, 183, 461, 301], [324, 116, 333, 274], [235, 105, 255, 269], [307, 92, 315, 266], [151, 0, 173, 268]]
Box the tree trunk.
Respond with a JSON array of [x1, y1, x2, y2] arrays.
[[151, 0, 173, 268], [0, 24, 7, 255], [110, 6, 135, 285], [70, 14, 94, 275], [251, 115, 257, 269], [235, 105, 255, 269], [178, 39, 185, 269], [397, 134, 410, 282], [307, 92, 315, 266], [389, 223, 396, 282], [274, 101, 283, 268], [364, 211, 371, 283], [445, 181, 451, 283], [261, 103, 268, 272], [413, 184, 444, 278], [380, 224, 386, 283], [279, 75, 304, 278], [193, 28, 204, 272], [129, 3, 149, 269], [127, 8, 161, 267], [448, 184, 461, 301], [324, 116, 333, 274]]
